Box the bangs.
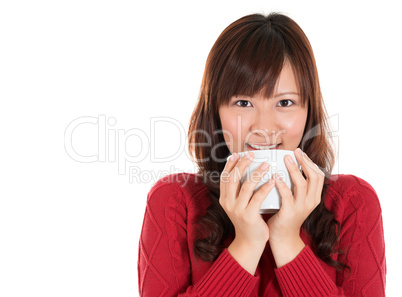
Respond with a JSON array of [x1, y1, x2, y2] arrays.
[[215, 23, 287, 105]]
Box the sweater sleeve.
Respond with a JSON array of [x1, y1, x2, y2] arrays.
[[137, 179, 259, 297], [273, 175, 386, 296]]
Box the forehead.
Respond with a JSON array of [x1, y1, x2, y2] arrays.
[[276, 61, 299, 92], [231, 61, 300, 101]]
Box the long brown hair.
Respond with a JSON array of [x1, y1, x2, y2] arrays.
[[188, 12, 349, 272]]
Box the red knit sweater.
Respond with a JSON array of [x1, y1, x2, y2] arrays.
[[138, 173, 386, 296]]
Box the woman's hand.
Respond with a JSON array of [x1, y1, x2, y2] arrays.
[[220, 151, 276, 274], [267, 148, 326, 267]]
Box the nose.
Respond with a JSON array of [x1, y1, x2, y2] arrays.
[[249, 110, 278, 139]]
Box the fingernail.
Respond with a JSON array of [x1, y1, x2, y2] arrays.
[[297, 148, 304, 156], [274, 174, 282, 181], [267, 179, 275, 185], [287, 155, 294, 164], [245, 151, 254, 160], [230, 153, 238, 161], [261, 162, 269, 170]]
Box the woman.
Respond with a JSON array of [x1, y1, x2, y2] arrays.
[[138, 12, 386, 296]]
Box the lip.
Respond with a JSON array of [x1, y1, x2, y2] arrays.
[[246, 143, 280, 150], [249, 143, 273, 146]]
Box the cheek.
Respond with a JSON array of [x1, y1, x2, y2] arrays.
[[219, 111, 251, 152], [281, 112, 307, 142], [220, 116, 239, 149], [219, 110, 235, 147]]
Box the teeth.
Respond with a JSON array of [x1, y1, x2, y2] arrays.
[[248, 143, 278, 150]]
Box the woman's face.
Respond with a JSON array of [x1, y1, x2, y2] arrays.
[[218, 61, 308, 154]]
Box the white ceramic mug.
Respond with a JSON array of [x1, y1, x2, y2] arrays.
[[226, 149, 301, 213]]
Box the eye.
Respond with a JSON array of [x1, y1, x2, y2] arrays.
[[235, 100, 252, 107], [278, 99, 294, 107]]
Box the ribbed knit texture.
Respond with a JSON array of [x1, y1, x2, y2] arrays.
[[274, 246, 340, 296], [195, 249, 259, 296], [138, 173, 386, 296]]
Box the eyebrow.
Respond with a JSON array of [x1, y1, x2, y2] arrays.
[[232, 92, 300, 101], [273, 92, 300, 98]]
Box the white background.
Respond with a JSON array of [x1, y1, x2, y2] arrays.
[[1, 0, 400, 296]]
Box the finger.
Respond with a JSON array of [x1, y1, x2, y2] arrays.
[[274, 173, 293, 208], [226, 151, 255, 198], [294, 148, 325, 201], [294, 149, 323, 186], [220, 153, 240, 208], [294, 148, 325, 178], [236, 161, 271, 210], [246, 178, 275, 214], [284, 154, 307, 197], [221, 153, 240, 186]]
